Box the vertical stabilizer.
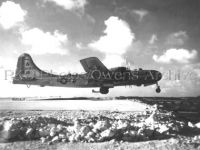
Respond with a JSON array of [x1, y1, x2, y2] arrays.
[[13, 53, 49, 83]]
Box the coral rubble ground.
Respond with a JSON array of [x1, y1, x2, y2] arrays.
[[1, 98, 200, 150]]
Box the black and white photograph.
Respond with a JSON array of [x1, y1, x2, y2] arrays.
[[0, 0, 200, 149]]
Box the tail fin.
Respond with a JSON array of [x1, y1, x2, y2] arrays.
[[13, 53, 51, 83]]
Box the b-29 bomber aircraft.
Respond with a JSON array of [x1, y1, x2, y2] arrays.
[[13, 53, 162, 94]]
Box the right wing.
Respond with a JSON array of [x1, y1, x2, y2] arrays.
[[80, 57, 109, 73]]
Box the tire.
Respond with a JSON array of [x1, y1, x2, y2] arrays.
[[156, 87, 161, 93], [100, 87, 109, 94]]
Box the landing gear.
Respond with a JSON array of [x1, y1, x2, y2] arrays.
[[156, 87, 161, 93], [92, 87, 109, 94], [100, 87, 109, 94], [92, 89, 99, 93], [156, 83, 161, 93]]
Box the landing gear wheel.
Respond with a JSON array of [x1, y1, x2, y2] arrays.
[[155, 82, 161, 93], [156, 86, 161, 93], [100, 87, 109, 94]]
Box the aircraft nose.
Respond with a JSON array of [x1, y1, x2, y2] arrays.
[[156, 71, 162, 81]]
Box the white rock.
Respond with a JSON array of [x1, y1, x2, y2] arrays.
[[57, 124, 63, 132], [193, 136, 199, 141], [158, 125, 169, 134], [135, 122, 145, 128], [2, 120, 20, 140], [48, 141, 53, 145], [26, 128, 34, 137], [74, 134, 81, 141], [145, 112, 157, 125], [50, 126, 56, 132], [50, 131, 56, 137], [117, 120, 129, 130], [51, 136, 59, 143], [100, 129, 115, 138], [89, 122, 94, 128], [66, 126, 74, 133], [92, 128, 98, 133], [169, 138, 179, 144], [130, 122, 135, 127], [128, 130, 137, 137], [109, 139, 116, 144], [152, 104, 158, 111], [50, 127, 57, 137], [40, 137, 47, 143], [195, 122, 200, 128], [58, 133, 66, 139], [69, 134, 76, 143], [88, 137, 95, 142], [188, 122, 195, 128], [111, 121, 118, 129], [73, 120, 81, 133], [62, 139, 67, 142], [137, 126, 145, 135], [3, 121, 13, 131], [94, 120, 110, 131], [86, 131, 95, 138]]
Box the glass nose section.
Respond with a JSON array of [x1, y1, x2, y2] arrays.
[[156, 71, 162, 81], [151, 70, 162, 81]]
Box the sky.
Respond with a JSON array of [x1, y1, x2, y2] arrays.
[[0, 0, 200, 97]]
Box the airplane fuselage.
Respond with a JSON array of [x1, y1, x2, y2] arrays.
[[13, 68, 161, 88], [13, 53, 162, 94]]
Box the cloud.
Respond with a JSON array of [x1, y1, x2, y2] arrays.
[[88, 16, 134, 67], [160, 80, 187, 96], [0, 56, 16, 70], [193, 65, 200, 78], [86, 14, 95, 24], [131, 9, 148, 21], [158, 62, 200, 96], [166, 31, 188, 46], [149, 34, 158, 44], [0, 1, 26, 29], [44, 0, 87, 11], [20, 28, 68, 55], [153, 48, 197, 63], [57, 64, 84, 74], [89, 16, 134, 55], [103, 54, 125, 68], [183, 63, 200, 78]]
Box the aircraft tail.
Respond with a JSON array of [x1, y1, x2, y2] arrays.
[[13, 53, 49, 83]]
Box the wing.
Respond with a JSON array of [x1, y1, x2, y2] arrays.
[[80, 57, 109, 73]]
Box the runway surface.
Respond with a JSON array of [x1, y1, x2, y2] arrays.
[[0, 99, 147, 111]]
